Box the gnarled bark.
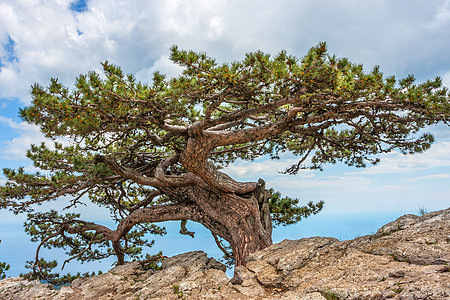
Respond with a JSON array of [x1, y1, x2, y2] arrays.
[[73, 181, 273, 269], [96, 133, 274, 269], [167, 179, 273, 269]]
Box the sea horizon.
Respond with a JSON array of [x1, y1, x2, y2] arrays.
[[0, 208, 438, 279]]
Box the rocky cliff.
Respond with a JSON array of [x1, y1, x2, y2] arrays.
[[1, 208, 449, 299]]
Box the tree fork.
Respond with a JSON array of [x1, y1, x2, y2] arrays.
[[190, 179, 273, 269]]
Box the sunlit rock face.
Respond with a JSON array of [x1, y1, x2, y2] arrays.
[[1, 208, 449, 299]]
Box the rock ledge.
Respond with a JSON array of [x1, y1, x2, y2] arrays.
[[1, 208, 449, 299]]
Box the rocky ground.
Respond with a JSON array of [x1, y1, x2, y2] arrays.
[[0, 208, 449, 299]]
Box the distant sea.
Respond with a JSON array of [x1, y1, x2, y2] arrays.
[[0, 210, 410, 278]]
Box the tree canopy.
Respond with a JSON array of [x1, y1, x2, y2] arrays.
[[1, 43, 449, 283]]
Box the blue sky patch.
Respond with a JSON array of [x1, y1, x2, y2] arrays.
[[0, 97, 23, 122], [69, 0, 89, 13], [0, 35, 19, 68]]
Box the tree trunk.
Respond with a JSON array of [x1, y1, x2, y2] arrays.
[[177, 135, 273, 266], [180, 179, 273, 270], [223, 180, 273, 267]]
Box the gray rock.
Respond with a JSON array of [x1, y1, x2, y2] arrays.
[[1, 208, 449, 299], [0, 277, 57, 299], [161, 250, 227, 273]]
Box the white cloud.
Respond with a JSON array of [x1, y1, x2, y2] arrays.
[[207, 16, 224, 41], [224, 154, 317, 180], [426, 0, 450, 30], [350, 141, 450, 175], [135, 55, 183, 83], [265, 170, 449, 213], [224, 139, 450, 182], [442, 71, 450, 89], [268, 174, 374, 195], [221, 139, 450, 214], [225, 157, 294, 178], [0, 116, 46, 160], [1, 0, 449, 107], [404, 173, 450, 183]]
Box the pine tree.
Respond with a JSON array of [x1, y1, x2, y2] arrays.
[[1, 43, 448, 282]]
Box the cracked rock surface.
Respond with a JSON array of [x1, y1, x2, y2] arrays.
[[1, 208, 449, 299]]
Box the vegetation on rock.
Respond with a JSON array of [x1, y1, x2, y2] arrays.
[[0, 240, 10, 280]]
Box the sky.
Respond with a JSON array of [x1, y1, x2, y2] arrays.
[[0, 0, 450, 277]]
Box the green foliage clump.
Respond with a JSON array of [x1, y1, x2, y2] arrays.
[[416, 206, 429, 216], [172, 284, 184, 298], [20, 258, 100, 286], [0, 240, 10, 279], [139, 252, 166, 271], [22, 210, 165, 282], [321, 290, 341, 300], [268, 189, 323, 226]]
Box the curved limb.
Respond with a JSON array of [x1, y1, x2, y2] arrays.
[[179, 219, 195, 238], [96, 154, 204, 189], [211, 232, 233, 260]]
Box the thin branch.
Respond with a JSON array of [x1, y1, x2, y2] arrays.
[[34, 230, 64, 269], [204, 88, 230, 120], [130, 190, 161, 212], [211, 140, 266, 155], [61, 232, 107, 270], [179, 219, 195, 238], [97, 154, 204, 188], [211, 232, 233, 259], [283, 139, 317, 174]]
